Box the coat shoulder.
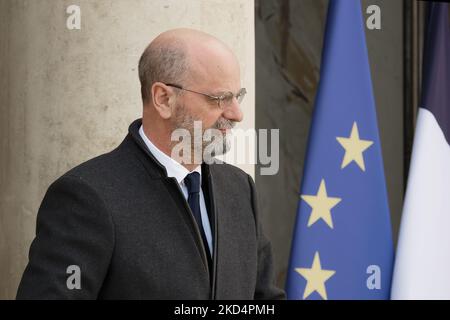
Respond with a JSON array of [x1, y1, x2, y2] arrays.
[[55, 137, 146, 193]]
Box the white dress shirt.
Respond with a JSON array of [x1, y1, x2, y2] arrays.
[[139, 125, 213, 255]]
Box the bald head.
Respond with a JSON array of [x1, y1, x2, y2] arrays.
[[138, 28, 240, 104]]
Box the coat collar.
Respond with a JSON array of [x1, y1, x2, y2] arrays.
[[138, 124, 202, 184], [127, 118, 213, 180]]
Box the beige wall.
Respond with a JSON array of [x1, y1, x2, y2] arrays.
[[0, 0, 255, 299]]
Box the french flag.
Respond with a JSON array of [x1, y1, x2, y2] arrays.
[[391, 2, 450, 299]]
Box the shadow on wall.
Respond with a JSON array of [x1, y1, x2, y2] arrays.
[[255, 0, 327, 289]]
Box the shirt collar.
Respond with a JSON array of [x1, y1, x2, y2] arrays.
[[139, 125, 201, 183]]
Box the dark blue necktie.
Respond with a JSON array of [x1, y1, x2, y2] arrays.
[[184, 172, 210, 257]]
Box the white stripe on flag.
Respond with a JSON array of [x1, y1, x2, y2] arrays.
[[392, 107, 450, 299]]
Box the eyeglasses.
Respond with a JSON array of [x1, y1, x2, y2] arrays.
[[165, 83, 247, 109]]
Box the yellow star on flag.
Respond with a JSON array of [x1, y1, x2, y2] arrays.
[[336, 122, 373, 171], [295, 251, 336, 300], [301, 179, 341, 229]]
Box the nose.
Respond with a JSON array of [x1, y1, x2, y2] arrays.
[[222, 98, 244, 123]]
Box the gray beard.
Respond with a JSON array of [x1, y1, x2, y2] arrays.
[[171, 103, 234, 162]]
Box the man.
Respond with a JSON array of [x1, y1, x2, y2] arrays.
[[16, 28, 285, 299]]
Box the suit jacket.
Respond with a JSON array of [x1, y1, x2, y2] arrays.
[[16, 119, 285, 300]]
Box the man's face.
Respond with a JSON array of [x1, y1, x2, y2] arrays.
[[170, 44, 244, 162]]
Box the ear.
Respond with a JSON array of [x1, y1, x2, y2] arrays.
[[150, 82, 177, 119]]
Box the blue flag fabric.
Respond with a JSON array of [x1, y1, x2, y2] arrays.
[[421, 2, 450, 143], [285, 0, 394, 300]]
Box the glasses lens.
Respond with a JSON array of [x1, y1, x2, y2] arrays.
[[221, 92, 235, 108], [218, 89, 247, 108], [237, 88, 247, 104]]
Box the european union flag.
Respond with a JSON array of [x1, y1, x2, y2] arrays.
[[285, 0, 394, 300]]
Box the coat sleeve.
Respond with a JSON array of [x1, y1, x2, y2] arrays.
[[16, 174, 115, 300], [247, 175, 286, 300]]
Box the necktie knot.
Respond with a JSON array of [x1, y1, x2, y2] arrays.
[[184, 172, 201, 194]]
